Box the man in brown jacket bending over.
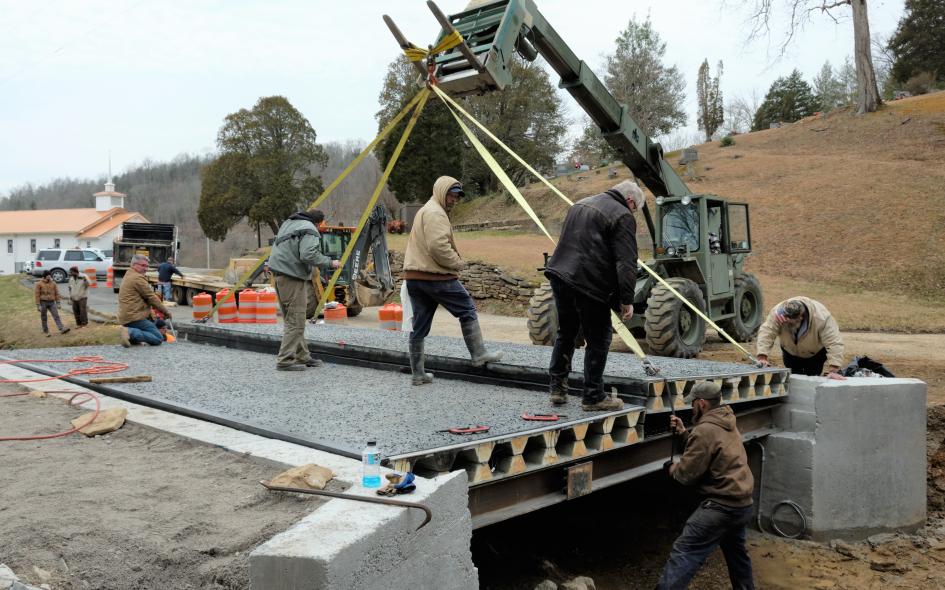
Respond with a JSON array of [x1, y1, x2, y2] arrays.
[[402, 176, 502, 385], [756, 297, 845, 379], [658, 382, 755, 589], [117, 254, 171, 347]]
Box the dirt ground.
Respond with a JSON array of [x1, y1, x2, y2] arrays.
[[0, 387, 330, 589]]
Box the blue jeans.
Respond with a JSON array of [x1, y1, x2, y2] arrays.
[[657, 500, 755, 590], [158, 281, 172, 302], [406, 279, 477, 344], [125, 319, 163, 346]]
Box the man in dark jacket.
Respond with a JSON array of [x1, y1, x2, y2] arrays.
[[658, 382, 755, 589], [156, 257, 184, 302], [545, 180, 643, 411]]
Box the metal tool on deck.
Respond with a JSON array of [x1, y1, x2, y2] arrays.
[[521, 412, 566, 422], [436, 425, 490, 435], [259, 480, 432, 531]]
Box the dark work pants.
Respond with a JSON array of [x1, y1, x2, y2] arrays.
[[547, 275, 612, 403], [72, 298, 88, 326], [407, 279, 478, 344], [39, 300, 65, 333], [781, 346, 827, 376], [656, 500, 755, 590]]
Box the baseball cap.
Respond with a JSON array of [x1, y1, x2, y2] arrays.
[[683, 381, 722, 403], [447, 183, 465, 197]]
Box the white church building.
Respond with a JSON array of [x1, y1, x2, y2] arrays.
[[0, 181, 148, 275]]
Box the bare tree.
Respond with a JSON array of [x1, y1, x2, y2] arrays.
[[738, 0, 883, 114], [725, 89, 761, 133]]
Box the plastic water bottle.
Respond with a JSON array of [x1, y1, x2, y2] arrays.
[[362, 440, 381, 488]]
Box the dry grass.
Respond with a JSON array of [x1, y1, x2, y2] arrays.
[[0, 276, 119, 349]]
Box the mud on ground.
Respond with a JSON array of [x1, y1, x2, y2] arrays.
[[0, 386, 330, 589]]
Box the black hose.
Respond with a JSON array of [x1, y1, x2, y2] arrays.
[[749, 440, 808, 539]]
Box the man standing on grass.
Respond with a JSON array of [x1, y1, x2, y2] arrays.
[[156, 257, 184, 302], [34, 270, 70, 336], [402, 176, 502, 386], [756, 297, 845, 379], [67, 266, 90, 328], [269, 209, 339, 371], [544, 179, 643, 411], [117, 254, 170, 347], [658, 382, 755, 589]]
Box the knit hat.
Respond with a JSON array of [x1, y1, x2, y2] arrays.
[[612, 180, 645, 210], [683, 381, 722, 403]]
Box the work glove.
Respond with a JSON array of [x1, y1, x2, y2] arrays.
[[163, 310, 172, 320]]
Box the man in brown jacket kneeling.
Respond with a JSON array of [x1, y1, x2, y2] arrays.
[[657, 382, 755, 589], [402, 176, 502, 385]]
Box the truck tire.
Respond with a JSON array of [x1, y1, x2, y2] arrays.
[[526, 283, 557, 346], [346, 302, 363, 317], [644, 277, 707, 358], [50, 268, 67, 283], [172, 285, 187, 305], [718, 273, 764, 342]]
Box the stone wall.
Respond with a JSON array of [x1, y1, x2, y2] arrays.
[[389, 250, 541, 307]]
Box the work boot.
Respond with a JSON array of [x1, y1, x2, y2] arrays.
[[276, 364, 307, 372], [60, 327, 70, 335], [581, 395, 624, 412], [303, 358, 324, 368], [119, 327, 131, 348], [550, 377, 569, 405], [409, 340, 433, 386], [460, 321, 502, 367]]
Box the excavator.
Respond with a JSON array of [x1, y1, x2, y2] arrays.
[[385, 0, 765, 357]]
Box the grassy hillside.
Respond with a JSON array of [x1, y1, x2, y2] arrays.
[[451, 92, 945, 302]]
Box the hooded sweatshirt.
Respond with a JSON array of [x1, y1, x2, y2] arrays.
[[672, 405, 754, 507], [269, 212, 332, 281], [402, 176, 465, 280]]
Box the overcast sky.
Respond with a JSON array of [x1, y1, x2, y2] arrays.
[[0, 0, 905, 196]]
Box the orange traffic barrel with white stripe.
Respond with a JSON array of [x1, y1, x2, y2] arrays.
[[192, 292, 212, 322], [216, 289, 237, 323], [238, 289, 258, 323], [324, 302, 347, 323], [378, 303, 402, 331], [106, 266, 114, 288], [85, 267, 97, 288], [256, 291, 277, 324]]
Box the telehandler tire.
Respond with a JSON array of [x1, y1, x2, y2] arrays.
[[526, 283, 557, 346], [644, 277, 707, 358], [718, 273, 763, 342]]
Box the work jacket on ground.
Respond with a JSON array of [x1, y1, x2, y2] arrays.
[[756, 296, 844, 368], [34, 279, 59, 304], [403, 175, 465, 280], [269, 214, 332, 282], [673, 405, 754, 507], [545, 189, 638, 306], [118, 268, 168, 325], [68, 275, 89, 301]]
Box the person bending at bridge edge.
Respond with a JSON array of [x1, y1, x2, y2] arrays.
[[156, 256, 184, 302], [544, 180, 643, 411], [403, 175, 502, 386], [755, 297, 845, 379], [658, 382, 755, 590], [118, 254, 170, 347], [270, 209, 339, 371]]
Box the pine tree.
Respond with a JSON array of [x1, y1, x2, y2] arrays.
[[888, 0, 945, 86], [752, 70, 818, 131], [696, 59, 724, 142]]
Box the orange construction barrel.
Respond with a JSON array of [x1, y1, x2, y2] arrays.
[[256, 291, 278, 324], [85, 267, 97, 288], [324, 302, 347, 323], [238, 289, 258, 323], [192, 292, 212, 322], [216, 289, 237, 323], [106, 266, 114, 288]]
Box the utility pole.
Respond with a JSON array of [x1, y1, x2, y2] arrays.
[[206, 237, 211, 269]]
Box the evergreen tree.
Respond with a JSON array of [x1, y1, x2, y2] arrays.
[[888, 0, 945, 86], [696, 59, 724, 141], [752, 70, 817, 131]]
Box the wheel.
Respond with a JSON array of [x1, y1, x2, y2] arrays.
[[644, 277, 707, 358], [185, 288, 197, 307], [526, 283, 557, 346], [346, 302, 363, 317], [718, 273, 764, 342], [172, 285, 187, 305], [50, 268, 67, 283]]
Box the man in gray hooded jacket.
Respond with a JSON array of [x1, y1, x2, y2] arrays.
[[269, 209, 338, 371]]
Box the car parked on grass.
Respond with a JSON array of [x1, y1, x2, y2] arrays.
[[31, 248, 112, 283]]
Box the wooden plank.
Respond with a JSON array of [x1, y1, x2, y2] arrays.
[[89, 375, 152, 384]]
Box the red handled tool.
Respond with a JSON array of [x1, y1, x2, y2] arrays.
[[522, 412, 567, 422], [436, 425, 490, 435]]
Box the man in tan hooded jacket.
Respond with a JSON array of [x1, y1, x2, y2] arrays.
[[402, 176, 501, 385], [756, 296, 844, 378]]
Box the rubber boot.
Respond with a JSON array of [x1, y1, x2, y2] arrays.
[[461, 321, 503, 367], [549, 377, 569, 405], [409, 340, 434, 386]]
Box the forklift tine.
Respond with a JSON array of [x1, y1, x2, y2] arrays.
[[425, 1, 484, 73], [382, 14, 428, 78]]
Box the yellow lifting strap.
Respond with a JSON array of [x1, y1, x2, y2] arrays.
[[403, 30, 463, 62], [435, 89, 658, 373], [313, 87, 432, 318], [434, 85, 759, 367]]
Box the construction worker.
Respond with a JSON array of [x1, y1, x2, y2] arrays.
[[403, 175, 502, 385], [156, 256, 184, 302], [544, 180, 643, 411], [118, 254, 170, 347], [756, 297, 845, 379], [67, 266, 90, 327], [658, 382, 755, 589], [34, 270, 70, 336], [269, 209, 339, 371]]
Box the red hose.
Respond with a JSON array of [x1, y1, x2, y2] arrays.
[[0, 389, 102, 441]]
